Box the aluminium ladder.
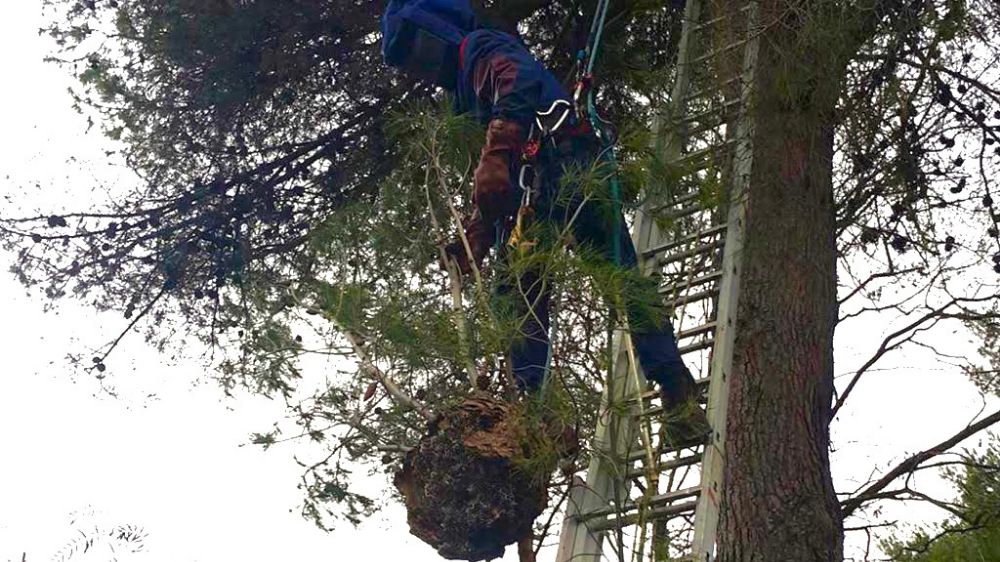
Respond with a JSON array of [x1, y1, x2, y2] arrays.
[[556, 1, 759, 561]]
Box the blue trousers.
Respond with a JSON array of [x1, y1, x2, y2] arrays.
[[496, 136, 690, 394]]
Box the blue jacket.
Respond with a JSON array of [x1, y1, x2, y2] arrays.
[[381, 0, 569, 128], [456, 29, 570, 128]]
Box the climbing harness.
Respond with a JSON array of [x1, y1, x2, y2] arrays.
[[510, 0, 618, 255], [509, 98, 579, 254], [516, 98, 576, 195], [506, 195, 537, 256], [505, 0, 621, 379]]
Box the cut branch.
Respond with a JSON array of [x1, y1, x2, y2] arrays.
[[342, 330, 434, 421]]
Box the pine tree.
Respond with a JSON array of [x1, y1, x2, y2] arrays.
[[5, 1, 1000, 559]]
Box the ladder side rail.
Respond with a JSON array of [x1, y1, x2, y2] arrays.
[[557, 0, 767, 558], [689, 3, 760, 560], [557, 330, 653, 561], [634, 0, 707, 271], [557, 0, 710, 559]]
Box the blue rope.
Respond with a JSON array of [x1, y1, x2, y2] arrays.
[[584, 0, 612, 76], [580, 0, 623, 268], [577, 0, 628, 401]]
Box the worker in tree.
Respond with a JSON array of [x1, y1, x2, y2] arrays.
[[381, 0, 709, 436]]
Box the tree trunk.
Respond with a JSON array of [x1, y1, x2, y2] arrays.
[[716, 4, 844, 560]]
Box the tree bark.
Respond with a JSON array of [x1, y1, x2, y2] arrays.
[[518, 535, 536, 562], [716, 4, 844, 560]]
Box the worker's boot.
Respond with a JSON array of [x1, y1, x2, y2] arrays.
[[659, 368, 711, 444]]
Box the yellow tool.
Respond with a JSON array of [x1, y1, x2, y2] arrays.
[[507, 205, 537, 256]]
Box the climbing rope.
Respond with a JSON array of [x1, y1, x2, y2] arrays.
[[573, 0, 622, 266], [510, 0, 618, 392]]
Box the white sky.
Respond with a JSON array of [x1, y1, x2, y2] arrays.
[[0, 5, 451, 562], [0, 3, 996, 562]]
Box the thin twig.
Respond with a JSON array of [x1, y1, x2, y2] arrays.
[[842, 407, 1000, 517]]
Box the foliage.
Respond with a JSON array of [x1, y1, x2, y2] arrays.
[[882, 441, 1000, 561], [49, 507, 147, 562], [233, 101, 631, 528], [0, 0, 682, 364], [4, 0, 1000, 542], [835, 1, 1000, 277]]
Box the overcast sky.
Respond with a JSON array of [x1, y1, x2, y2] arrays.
[[0, 5, 456, 561], [1, 3, 997, 562]]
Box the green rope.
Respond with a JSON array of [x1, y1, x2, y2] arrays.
[[580, 0, 624, 268], [584, 0, 612, 76], [577, 0, 629, 413]]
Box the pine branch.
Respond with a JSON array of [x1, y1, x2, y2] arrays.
[[292, 290, 432, 420], [841, 408, 1000, 517], [423, 146, 479, 390], [342, 330, 434, 422]]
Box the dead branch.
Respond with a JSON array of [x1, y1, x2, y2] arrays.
[[342, 330, 434, 421], [841, 407, 1000, 517]]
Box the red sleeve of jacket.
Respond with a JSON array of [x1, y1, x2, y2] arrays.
[[469, 51, 542, 127]]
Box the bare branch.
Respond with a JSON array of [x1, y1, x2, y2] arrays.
[[342, 330, 434, 422], [833, 294, 999, 416], [841, 408, 1000, 517]]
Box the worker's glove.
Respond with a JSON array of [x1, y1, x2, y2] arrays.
[[473, 119, 525, 226], [442, 209, 494, 276]]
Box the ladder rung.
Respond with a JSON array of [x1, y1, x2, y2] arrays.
[[581, 486, 701, 520], [658, 239, 725, 267], [659, 434, 710, 455], [689, 39, 748, 66], [671, 190, 702, 207], [643, 379, 710, 418], [632, 485, 702, 511], [628, 376, 710, 415], [647, 190, 701, 217], [684, 75, 740, 104], [628, 432, 708, 460], [663, 287, 721, 312], [588, 500, 698, 532], [693, 13, 729, 32], [644, 398, 710, 420], [672, 139, 736, 172], [627, 453, 703, 479], [647, 499, 699, 522], [687, 115, 731, 138], [657, 200, 705, 222], [678, 320, 718, 340], [674, 98, 740, 128], [679, 338, 715, 355], [623, 376, 708, 407], [691, 2, 756, 33], [643, 223, 728, 258], [625, 388, 661, 405], [660, 269, 723, 295]]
